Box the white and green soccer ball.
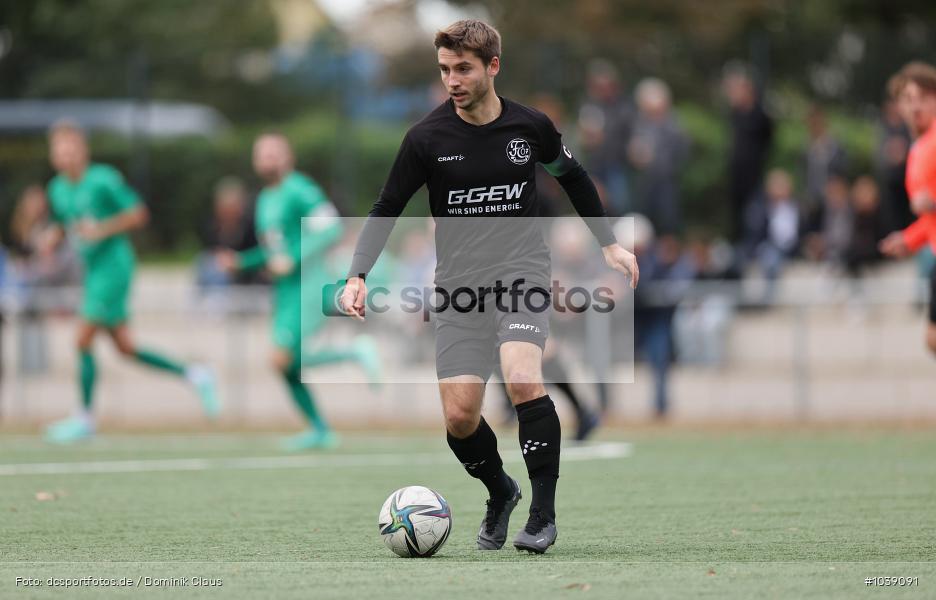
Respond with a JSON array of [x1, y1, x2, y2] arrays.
[[378, 486, 452, 558]]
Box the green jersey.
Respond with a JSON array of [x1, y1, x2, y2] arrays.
[[240, 171, 342, 352], [241, 171, 341, 282], [47, 163, 140, 267], [47, 163, 141, 326]]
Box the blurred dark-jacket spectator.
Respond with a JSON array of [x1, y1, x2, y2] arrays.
[[723, 65, 774, 243], [627, 78, 689, 235], [845, 175, 887, 278], [196, 176, 262, 288], [577, 59, 634, 216], [742, 169, 799, 298], [617, 215, 695, 419], [874, 98, 913, 231], [804, 173, 853, 270], [674, 233, 737, 366], [803, 105, 848, 233]]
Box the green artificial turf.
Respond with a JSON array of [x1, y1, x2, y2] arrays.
[[0, 429, 933, 598]]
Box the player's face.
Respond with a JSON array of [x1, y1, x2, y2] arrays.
[[899, 82, 936, 135], [49, 132, 89, 176], [252, 137, 289, 182], [438, 48, 498, 111]]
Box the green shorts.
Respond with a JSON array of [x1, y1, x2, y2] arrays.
[[271, 276, 328, 354], [81, 256, 134, 328]]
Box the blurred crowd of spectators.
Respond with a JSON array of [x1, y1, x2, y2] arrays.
[[0, 58, 927, 420], [567, 60, 918, 292]]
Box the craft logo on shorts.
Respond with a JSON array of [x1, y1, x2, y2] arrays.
[[506, 138, 531, 165]]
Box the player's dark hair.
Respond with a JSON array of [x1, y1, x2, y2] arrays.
[[434, 19, 501, 66], [890, 61, 936, 98]]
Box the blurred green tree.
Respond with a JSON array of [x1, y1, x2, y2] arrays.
[[0, 0, 308, 122]]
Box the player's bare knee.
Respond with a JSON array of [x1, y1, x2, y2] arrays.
[[271, 351, 292, 374], [76, 326, 96, 350], [503, 366, 545, 402], [441, 400, 480, 436], [111, 336, 135, 357], [444, 407, 479, 438]]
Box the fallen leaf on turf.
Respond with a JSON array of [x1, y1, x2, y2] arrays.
[[35, 492, 56, 501], [563, 583, 591, 591], [707, 569, 716, 576]]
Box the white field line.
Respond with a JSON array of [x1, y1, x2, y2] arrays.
[[0, 441, 631, 477]]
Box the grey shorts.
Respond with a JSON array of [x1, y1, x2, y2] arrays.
[[434, 282, 550, 380]]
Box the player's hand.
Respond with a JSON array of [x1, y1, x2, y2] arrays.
[[75, 219, 105, 242], [878, 231, 910, 258], [339, 276, 367, 321], [910, 191, 936, 215], [602, 243, 639, 289], [267, 254, 295, 277], [215, 249, 240, 273]]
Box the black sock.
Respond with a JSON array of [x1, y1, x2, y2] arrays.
[[447, 417, 513, 500], [516, 395, 561, 521], [543, 357, 585, 418]]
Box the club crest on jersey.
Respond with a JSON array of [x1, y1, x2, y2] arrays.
[[506, 138, 531, 165]]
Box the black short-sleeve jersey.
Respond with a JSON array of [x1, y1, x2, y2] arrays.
[[355, 96, 599, 288], [371, 96, 576, 220]]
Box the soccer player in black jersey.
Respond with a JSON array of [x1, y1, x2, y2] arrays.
[[340, 20, 638, 553]]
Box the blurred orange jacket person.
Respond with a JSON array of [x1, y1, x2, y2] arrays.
[[902, 123, 936, 252]]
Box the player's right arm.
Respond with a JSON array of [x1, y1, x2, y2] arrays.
[[216, 245, 266, 274], [882, 136, 936, 258], [535, 111, 639, 288], [881, 216, 931, 258], [340, 130, 428, 319], [77, 166, 148, 242]]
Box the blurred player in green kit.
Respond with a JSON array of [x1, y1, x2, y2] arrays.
[[217, 134, 381, 451], [42, 121, 220, 444]]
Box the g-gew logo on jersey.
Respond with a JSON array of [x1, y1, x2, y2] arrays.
[[447, 182, 528, 205], [506, 138, 531, 165]]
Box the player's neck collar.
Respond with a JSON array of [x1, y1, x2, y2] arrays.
[[65, 163, 90, 182], [449, 95, 507, 129]]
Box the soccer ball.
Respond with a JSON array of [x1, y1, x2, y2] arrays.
[[378, 486, 452, 557]]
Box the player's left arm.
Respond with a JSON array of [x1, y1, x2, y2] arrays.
[[297, 183, 343, 262], [538, 116, 639, 289], [77, 167, 148, 241]]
